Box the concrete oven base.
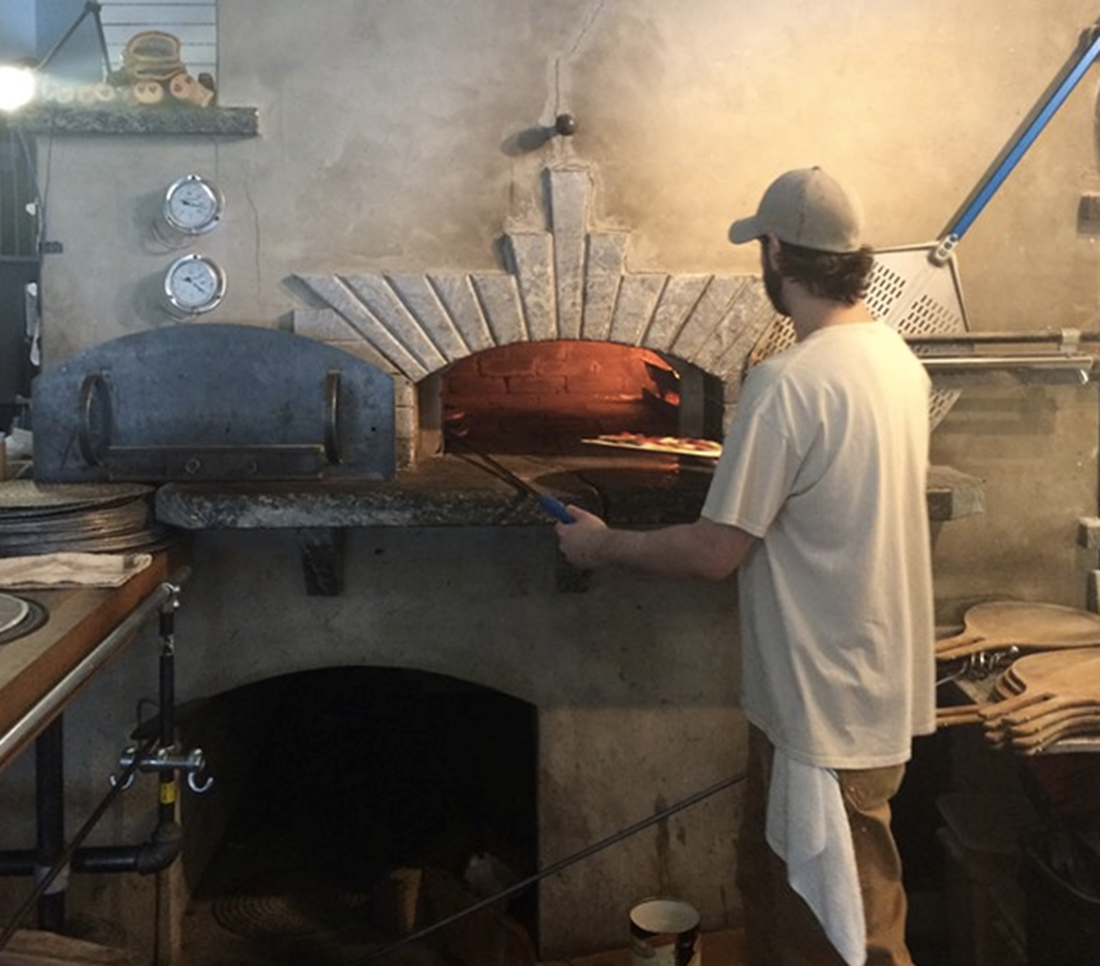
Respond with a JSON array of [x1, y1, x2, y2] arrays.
[[169, 526, 745, 960], [0, 525, 745, 963]]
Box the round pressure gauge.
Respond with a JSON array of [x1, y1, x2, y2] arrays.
[[162, 174, 223, 236], [163, 253, 226, 317]]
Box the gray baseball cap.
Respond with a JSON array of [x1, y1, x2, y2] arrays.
[[728, 167, 864, 253]]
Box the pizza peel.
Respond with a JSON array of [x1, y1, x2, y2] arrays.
[[876, 22, 1100, 331], [748, 19, 1100, 430], [982, 650, 1100, 751], [991, 698, 1100, 739], [937, 648, 1100, 739], [935, 600, 1100, 660], [582, 434, 722, 459], [1005, 714, 1100, 755]]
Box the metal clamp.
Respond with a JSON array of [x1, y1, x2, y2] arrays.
[[108, 575, 214, 794], [1060, 328, 1082, 356], [111, 744, 214, 794], [936, 646, 1020, 687], [930, 234, 959, 267]]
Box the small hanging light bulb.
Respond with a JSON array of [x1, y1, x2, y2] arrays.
[[0, 65, 36, 113]]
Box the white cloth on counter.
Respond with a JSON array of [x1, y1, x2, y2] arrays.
[[0, 552, 153, 589], [766, 748, 866, 966]]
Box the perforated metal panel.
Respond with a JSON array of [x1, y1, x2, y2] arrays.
[[748, 245, 968, 428]]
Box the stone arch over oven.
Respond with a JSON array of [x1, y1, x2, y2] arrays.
[[293, 163, 779, 465]]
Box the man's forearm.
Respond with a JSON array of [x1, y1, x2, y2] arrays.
[[565, 515, 755, 581]]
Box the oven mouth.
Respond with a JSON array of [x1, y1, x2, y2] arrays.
[[423, 341, 724, 460]]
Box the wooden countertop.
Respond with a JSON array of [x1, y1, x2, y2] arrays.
[[0, 549, 187, 774]]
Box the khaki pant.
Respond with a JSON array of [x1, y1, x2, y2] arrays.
[[737, 726, 916, 966]]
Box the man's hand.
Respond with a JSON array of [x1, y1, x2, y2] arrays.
[[554, 505, 610, 569]]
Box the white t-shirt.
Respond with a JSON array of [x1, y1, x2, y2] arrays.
[[702, 321, 936, 769]]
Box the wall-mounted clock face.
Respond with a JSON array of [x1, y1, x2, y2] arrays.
[[163, 253, 226, 317], [163, 174, 223, 236]]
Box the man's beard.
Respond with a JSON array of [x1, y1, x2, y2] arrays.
[[762, 257, 789, 317]]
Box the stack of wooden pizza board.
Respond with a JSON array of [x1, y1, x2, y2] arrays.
[[936, 601, 1100, 755]]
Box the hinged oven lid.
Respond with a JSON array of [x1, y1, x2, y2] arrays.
[[31, 324, 395, 483]]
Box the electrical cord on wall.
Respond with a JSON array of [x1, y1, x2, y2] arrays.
[[357, 769, 747, 963]]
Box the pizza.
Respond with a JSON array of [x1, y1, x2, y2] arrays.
[[583, 432, 723, 458]]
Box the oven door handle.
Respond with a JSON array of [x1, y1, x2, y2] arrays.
[[323, 369, 341, 465], [78, 372, 113, 467]]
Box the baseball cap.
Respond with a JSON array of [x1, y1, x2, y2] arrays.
[[728, 167, 864, 253]]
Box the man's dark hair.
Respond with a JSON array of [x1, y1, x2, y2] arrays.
[[774, 240, 875, 305]]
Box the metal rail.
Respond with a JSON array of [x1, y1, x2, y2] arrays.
[[906, 331, 1100, 345], [0, 567, 192, 774]]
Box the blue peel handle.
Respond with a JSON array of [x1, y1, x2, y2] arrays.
[[540, 494, 574, 523]]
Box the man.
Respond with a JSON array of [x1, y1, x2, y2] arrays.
[[555, 167, 935, 966]]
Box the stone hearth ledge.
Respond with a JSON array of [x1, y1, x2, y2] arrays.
[[153, 459, 983, 529], [153, 454, 713, 530], [153, 459, 981, 595]]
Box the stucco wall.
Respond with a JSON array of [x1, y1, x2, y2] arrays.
[[23, 0, 1100, 606], [5, 0, 1100, 960]]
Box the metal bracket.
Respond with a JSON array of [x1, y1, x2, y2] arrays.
[[109, 576, 214, 794], [297, 527, 345, 596], [1060, 328, 1082, 356], [112, 745, 213, 794]]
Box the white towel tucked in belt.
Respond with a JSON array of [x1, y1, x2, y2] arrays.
[[766, 749, 866, 966]]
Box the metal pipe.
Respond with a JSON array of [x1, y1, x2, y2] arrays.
[[922, 354, 1094, 369], [0, 568, 193, 952], [0, 567, 192, 773], [73, 825, 183, 875], [37, 2, 111, 78], [0, 735, 155, 953], [907, 331, 1100, 345], [921, 355, 1094, 379], [34, 719, 64, 932], [0, 827, 183, 878], [158, 601, 178, 826]]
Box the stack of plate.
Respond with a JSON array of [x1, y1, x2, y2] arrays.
[[0, 480, 175, 557]]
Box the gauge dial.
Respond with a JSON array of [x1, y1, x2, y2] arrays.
[[164, 253, 226, 316], [163, 174, 223, 235]]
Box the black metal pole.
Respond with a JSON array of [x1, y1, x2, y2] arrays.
[[34, 717, 65, 932], [37, 2, 111, 79], [0, 736, 155, 953], [158, 603, 176, 826]]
